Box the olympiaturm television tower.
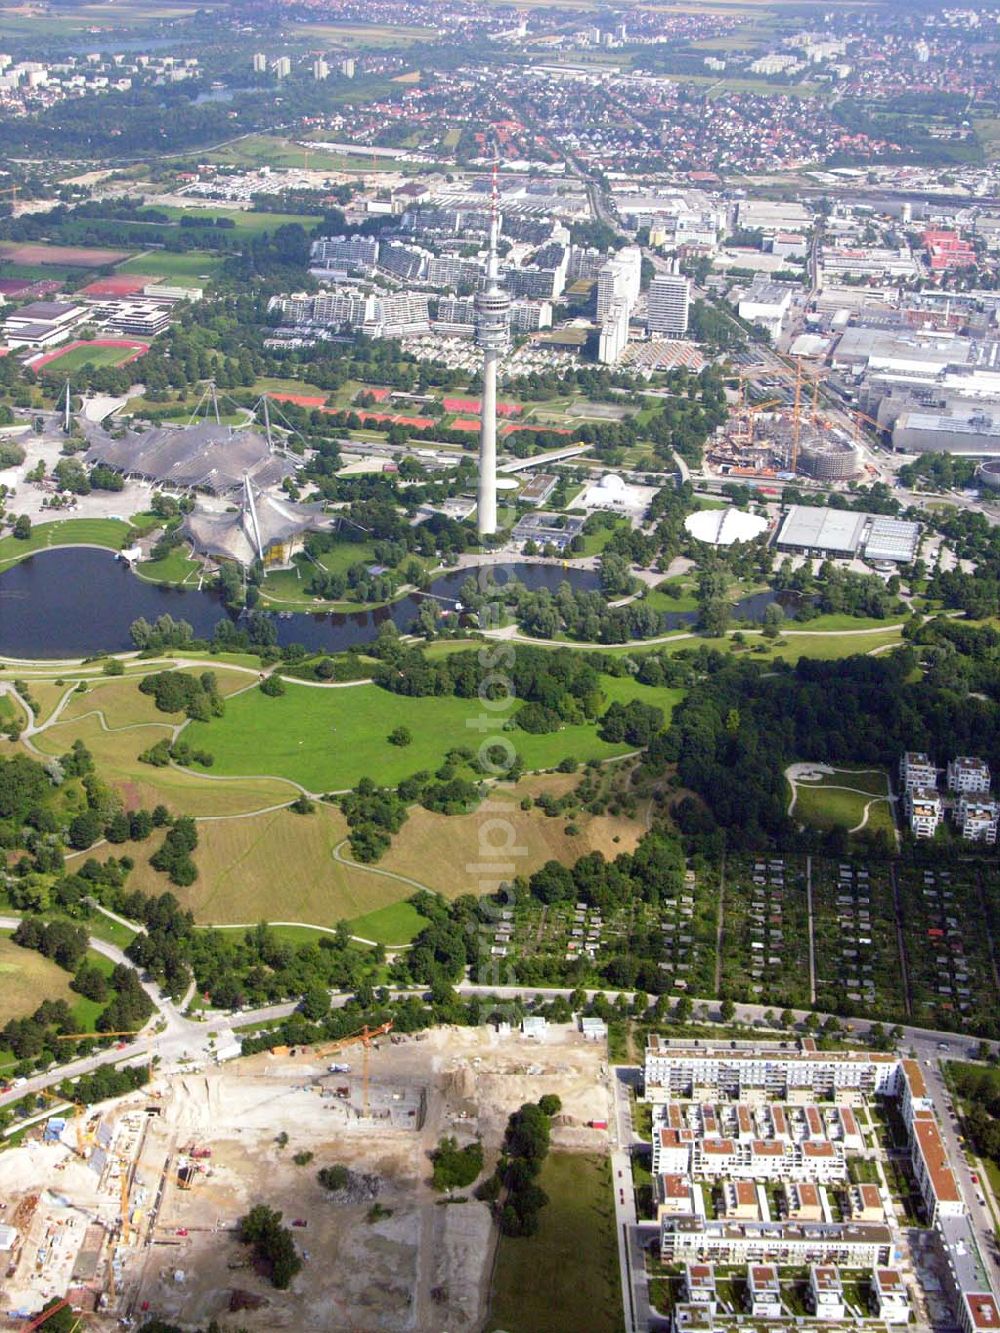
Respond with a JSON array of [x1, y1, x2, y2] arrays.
[[474, 150, 510, 537]]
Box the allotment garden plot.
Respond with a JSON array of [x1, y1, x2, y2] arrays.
[[721, 856, 810, 1009], [486, 866, 716, 993], [812, 859, 906, 1021], [896, 864, 1000, 1031]]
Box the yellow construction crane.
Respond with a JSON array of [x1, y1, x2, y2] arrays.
[[745, 397, 784, 448], [314, 1022, 393, 1117], [118, 1155, 131, 1246]]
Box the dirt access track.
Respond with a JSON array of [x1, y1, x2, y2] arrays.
[[122, 1025, 610, 1331]]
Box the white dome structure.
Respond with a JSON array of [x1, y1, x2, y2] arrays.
[[685, 507, 768, 547], [597, 472, 627, 493]]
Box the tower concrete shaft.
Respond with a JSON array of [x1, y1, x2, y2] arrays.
[[475, 150, 509, 539], [477, 348, 499, 534]]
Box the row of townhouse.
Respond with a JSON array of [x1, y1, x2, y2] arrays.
[[675, 1259, 908, 1324], [691, 1137, 846, 1184]]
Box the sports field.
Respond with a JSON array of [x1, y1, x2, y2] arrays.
[[33, 339, 148, 374], [118, 251, 222, 281], [0, 241, 132, 268]]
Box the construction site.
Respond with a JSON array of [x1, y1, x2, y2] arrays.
[[0, 1024, 610, 1331], [708, 364, 866, 484]]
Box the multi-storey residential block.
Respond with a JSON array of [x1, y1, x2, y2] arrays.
[[660, 1217, 892, 1266], [947, 756, 991, 794], [906, 787, 943, 838], [644, 1036, 898, 1103], [871, 1267, 911, 1324], [900, 751, 937, 793], [956, 797, 999, 844], [747, 1264, 781, 1318], [809, 1265, 845, 1319], [647, 271, 690, 336]]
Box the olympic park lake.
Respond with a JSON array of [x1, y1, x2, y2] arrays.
[[0, 548, 788, 659]]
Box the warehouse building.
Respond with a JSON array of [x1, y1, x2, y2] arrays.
[[892, 410, 1000, 456]]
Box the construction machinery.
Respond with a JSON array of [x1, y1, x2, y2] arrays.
[[314, 1023, 393, 1117]]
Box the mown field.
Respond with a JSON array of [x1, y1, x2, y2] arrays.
[[182, 676, 683, 793], [120, 769, 645, 932], [0, 518, 132, 570], [0, 933, 76, 1025], [118, 251, 223, 281], [39, 343, 143, 373], [790, 765, 895, 837], [489, 1153, 623, 1333]]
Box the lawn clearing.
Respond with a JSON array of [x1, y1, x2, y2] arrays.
[[183, 680, 645, 792], [58, 668, 252, 731], [787, 763, 895, 835], [0, 933, 75, 1024], [32, 713, 294, 818], [136, 547, 202, 585], [489, 1153, 623, 1333], [0, 518, 132, 570], [348, 900, 429, 945]]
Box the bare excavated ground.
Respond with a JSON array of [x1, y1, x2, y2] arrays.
[[121, 1025, 610, 1332]]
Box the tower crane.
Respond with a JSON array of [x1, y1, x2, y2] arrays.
[[314, 1022, 393, 1117]]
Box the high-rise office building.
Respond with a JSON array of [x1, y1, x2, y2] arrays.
[[647, 270, 690, 336]]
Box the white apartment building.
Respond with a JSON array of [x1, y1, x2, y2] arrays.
[[596, 246, 642, 321], [901, 751, 937, 793], [809, 1264, 845, 1319], [960, 1292, 1000, 1333], [647, 272, 690, 337], [956, 798, 999, 845], [747, 1264, 781, 1318], [907, 787, 943, 839], [910, 1111, 965, 1225], [660, 1217, 892, 1266], [651, 1126, 695, 1175], [872, 1267, 911, 1324], [368, 292, 430, 337], [947, 756, 991, 795], [644, 1037, 898, 1103], [310, 235, 379, 273], [599, 297, 630, 365], [509, 299, 552, 333]]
